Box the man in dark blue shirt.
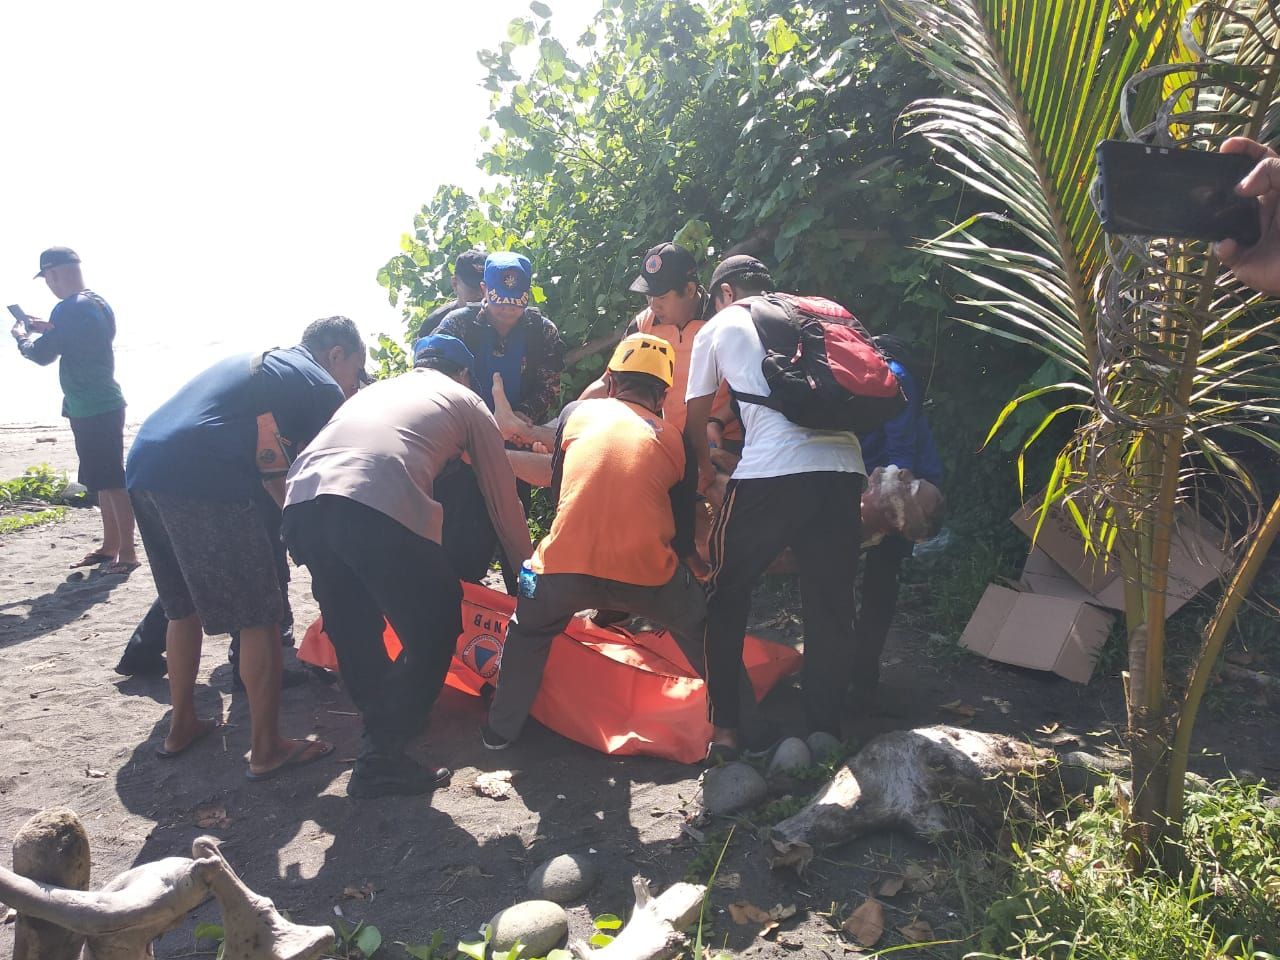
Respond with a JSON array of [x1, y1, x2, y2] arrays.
[[432, 252, 566, 589], [11, 247, 137, 574], [127, 316, 365, 782], [855, 340, 944, 705]]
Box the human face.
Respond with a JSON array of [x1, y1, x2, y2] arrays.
[[482, 299, 525, 337], [43, 264, 82, 300], [452, 275, 482, 306], [322, 343, 367, 398], [645, 282, 698, 326]]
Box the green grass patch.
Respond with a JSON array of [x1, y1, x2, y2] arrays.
[[0, 464, 68, 504], [962, 778, 1280, 959], [0, 506, 68, 535]]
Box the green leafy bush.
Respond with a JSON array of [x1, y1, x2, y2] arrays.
[[970, 779, 1280, 959], [0, 464, 68, 504]]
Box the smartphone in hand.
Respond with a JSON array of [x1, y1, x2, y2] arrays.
[[1097, 140, 1261, 246], [6, 304, 27, 326]]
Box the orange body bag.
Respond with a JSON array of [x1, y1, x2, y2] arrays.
[[298, 582, 800, 764]]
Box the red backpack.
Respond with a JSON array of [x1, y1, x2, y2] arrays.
[[731, 293, 906, 433]]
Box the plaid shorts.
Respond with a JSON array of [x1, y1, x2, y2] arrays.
[[130, 489, 283, 635]]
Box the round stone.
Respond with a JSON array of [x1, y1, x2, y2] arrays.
[[527, 853, 598, 903], [488, 900, 569, 956], [766, 737, 812, 777], [805, 731, 845, 762], [702, 761, 768, 816]]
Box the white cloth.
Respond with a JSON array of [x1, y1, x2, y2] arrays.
[[686, 303, 865, 480]]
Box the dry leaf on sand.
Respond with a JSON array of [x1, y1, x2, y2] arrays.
[[903, 863, 937, 893], [767, 838, 814, 874], [899, 918, 935, 942], [728, 901, 796, 938], [342, 882, 376, 900], [876, 874, 905, 897], [842, 898, 885, 947], [193, 803, 230, 829], [940, 699, 978, 719]]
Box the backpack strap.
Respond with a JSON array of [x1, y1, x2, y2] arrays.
[[727, 296, 795, 410]]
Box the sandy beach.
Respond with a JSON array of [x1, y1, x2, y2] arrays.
[[1, 421, 1276, 957]]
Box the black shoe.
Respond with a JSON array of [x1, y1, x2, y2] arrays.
[[348, 756, 451, 798], [481, 725, 512, 750], [115, 646, 167, 677]]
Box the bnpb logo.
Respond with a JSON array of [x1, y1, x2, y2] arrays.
[[461, 634, 504, 679], [644, 253, 663, 274]]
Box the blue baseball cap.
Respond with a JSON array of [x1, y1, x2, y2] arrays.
[[484, 252, 532, 307], [413, 333, 476, 381]]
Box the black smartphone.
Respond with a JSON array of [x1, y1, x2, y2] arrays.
[[1096, 140, 1261, 246], [6, 304, 27, 325]]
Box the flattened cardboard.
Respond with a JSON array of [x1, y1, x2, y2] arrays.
[[960, 583, 1114, 683], [1011, 501, 1230, 614]]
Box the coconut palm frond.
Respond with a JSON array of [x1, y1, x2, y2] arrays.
[[880, 0, 1190, 373]]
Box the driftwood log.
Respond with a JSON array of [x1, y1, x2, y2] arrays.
[[769, 726, 1049, 871], [569, 877, 706, 960], [1, 809, 331, 960]]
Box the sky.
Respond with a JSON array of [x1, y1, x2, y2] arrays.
[[1, 0, 599, 425]]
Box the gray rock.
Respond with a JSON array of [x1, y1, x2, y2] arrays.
[[527, 853, 598, 903], [488, 900, 568, 957], [806, 731, 845, 761], [702, 761, 768, 816], [767, 737, 812, 777]]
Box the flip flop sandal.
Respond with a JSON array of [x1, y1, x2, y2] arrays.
[[156, 720, 223, 759], [103, 560, 142, 576], [70, 551, 113, 569], [245, 740, 335, 782]]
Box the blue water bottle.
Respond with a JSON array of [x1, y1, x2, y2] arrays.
[[518, 560, 538, 599]]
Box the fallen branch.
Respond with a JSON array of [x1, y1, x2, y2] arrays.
[[569, 877, 706, 960], [3, 809, 332, 960]]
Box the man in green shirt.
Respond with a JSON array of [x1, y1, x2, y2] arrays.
[[11, 247, 138, 575]]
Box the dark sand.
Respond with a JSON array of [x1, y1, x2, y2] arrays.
[[1, 422, 1274, 958]]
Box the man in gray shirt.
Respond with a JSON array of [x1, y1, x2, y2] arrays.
[[283, 334, 532, 798]]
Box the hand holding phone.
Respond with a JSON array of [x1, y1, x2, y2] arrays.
[[1213, 137, 1280, 296], [1097, 140, 1261, 245], [8, 304, 27, 341]]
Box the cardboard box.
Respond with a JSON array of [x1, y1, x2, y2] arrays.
[[1011, 501, 1230, 614], [960, 583, 1115, 683]]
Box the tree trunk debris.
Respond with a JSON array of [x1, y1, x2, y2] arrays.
[[768, 726, 1050, 871], [2, 809, 332, 960], [568, 877, 706, 960]]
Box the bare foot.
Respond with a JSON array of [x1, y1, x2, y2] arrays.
[[247, 738, 334, 780], [491, 373, 532, 441], [159, 716, 221, 758]]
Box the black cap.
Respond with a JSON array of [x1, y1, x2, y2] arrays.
[[35, 246, 81, 279], [628, 242, 698, 296], [454, 249, 486, 288], [708, 254, 772, 293]]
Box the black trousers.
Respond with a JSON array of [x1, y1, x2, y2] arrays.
[[282, 496, 463, 756], [853, 534, 912, 695], [436, 461, 531, 593], [704, 471, 863, 735]]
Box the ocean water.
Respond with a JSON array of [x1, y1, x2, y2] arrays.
[[3, 313, 400, 427]]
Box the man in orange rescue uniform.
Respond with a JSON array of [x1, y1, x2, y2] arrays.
[[482, 333, 706, 749], [578, 242, 739, 445]]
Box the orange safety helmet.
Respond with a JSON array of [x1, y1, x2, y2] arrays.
[[607, 333, 675, 387]]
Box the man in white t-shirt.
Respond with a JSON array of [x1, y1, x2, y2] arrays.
[[684, 255, 866, 760]]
